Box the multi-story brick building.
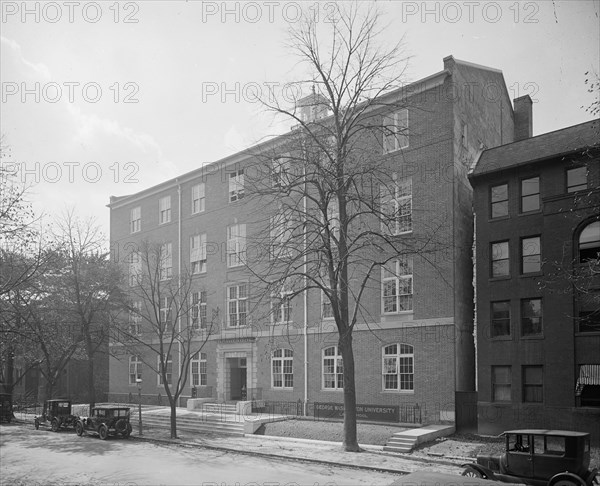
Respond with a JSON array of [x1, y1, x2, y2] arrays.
[[108, 56, 518, 425], [470, 117, 600, 441]]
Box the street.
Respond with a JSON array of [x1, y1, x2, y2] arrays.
[[0, 423, 401, 486]]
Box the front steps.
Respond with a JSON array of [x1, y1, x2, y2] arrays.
[[141, 410, 244, 436], [201, 402, 237, 415], [383, 433, 418, 453], [383, 425, 455, 453]]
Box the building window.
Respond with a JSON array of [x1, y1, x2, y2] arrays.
[[129, 302, 142, 335], [160, 297, 171, 329], [192, 183, 205, 214], [159, 196, 171, 224], [576, 365, 600, 407], [521, 298, 542, 336], [577, 291, 600, 333], [272, 349, 293, 389], [191, 352, 207, 386], [229, 169, 245, 202], [491, 301, 511, 337], [270, 211, 294, 259], [129, 355, 142, 385], [382, 344, 414, 392], [128, 251, 141, 287], [227, 223, 246, 267], [522, 366, 543, 403], [382, 256, 413, 313], [383, 108, 408, 153], [578, 220, 600, 263], [227, 283, 247, 327], [381, 176, 412, 234], [191, 291, 207, 330], [130, 206, 141, 233], [271, 290, 292, 324], [271, 155, 291, 188], [521, 236, 541, 274], [157, 354, 172, 386], [321, 289, 334, 319], [567, 166, 587, 193], [490, 183, 509, 218], [160, 242, 172, 280], [492, 366, 511, 402], [322, 346, 343, 390], [190, 233, 207, 274], [491, 241, 510, 278], [520, 177, 540, 213]]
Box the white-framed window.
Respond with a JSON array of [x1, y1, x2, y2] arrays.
[[326, 198, 340, 240], [229, 169, 245, 202], [270, 212, 294, 259], [160, 296, 171, 329], [129, 302, 142, 335], [322, 346, 343, 390], [128, 251, 141, 287], [271, 291, 292, 324], [383, 108, 409, 153], [271, 155, 291, 188], [159, 196, 171, 224], [191, 352, 207, 387], [160, 242, 172, 280], [227, 283, 247, 327], [129, 355, 142, 385], [191, 291, 207, 330], [322, 289, 334, 319], [272, 349, 293, 389], [382, 256, 413, 313], [381, 176, 412, 234], [157, 354, 172, 386], [382, 344, 414, 391], [130, 206, 141, 234], [190, 233, 207, 274], [191, 183, 206, 214], [227, 223, 246, 267]]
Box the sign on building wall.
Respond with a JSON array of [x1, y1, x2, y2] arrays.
[[314, 402, 399, 423]]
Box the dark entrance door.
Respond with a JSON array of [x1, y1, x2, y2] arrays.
[[229, 358, 247, 400]]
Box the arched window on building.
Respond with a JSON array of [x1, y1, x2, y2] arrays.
[[382, 344, 414, 391], [579, 220, 600, 263]]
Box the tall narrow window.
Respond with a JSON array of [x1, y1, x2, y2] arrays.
[[128, 251, 141, 287], [383, 108, 409, 153], [521, 236, 541, 274], [322, 346, 343, 390], [578, 221, 600, 263], [129, 355, 142, 385], [157, 354, 172, 386], [271, 155, 291, 188], [272, 349, 293, 388], [326, 198, 340, 240], [321, 289, 334, 319], [130, 206, 141, 233], [491, 241, 510, 277], [129, 302, 142, 335], [160, 297, 171, 329], [271, 290, 292, 324], [190, 233, 207, 274], [382, 344, 414, 391], [492, 366, 511, 402], [159, 196, 171, 224], [160, 242, 172, 280], [381, 176, 412, 234], [521, 177, 540, 213], [227, 223, 246, 267], [382, 256, 413, 313], [522, 366, 543, 403], [227, 283, 247, 327], [190, 291, 207, 330], [270, 211, 294, 259], [521, 298, 543, 336], [191, 352, 207, 386], [490, 183, 509, 218], [192, 183, 205, 214], [229, 169, 245, 202], [567, 167, 587, 193], [491, 301, 511, 337]]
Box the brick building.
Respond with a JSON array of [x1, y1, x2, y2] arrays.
[[108, 56, 517, 425], [470, 117, 600, 441]]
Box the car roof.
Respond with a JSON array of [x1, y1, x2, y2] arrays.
[[92, 406, 130, 410], [504, 429, 590, 437], [47, 399, 71, 402]]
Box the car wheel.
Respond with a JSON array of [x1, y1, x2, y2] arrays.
[[98, 424, 108, 440], [75, 421, 84, 436], [34, 418, 39, 430], [51, 418, 60, 432], [115, 418, 127, 434], [462, 466, 484, 478], [550, 476, 586, 486]]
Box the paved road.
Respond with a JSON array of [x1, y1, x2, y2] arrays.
[[0, 423, 401, 486]]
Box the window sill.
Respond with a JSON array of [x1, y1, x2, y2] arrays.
[[519, 272, 543, 278], [575, 331, 600, 336], [520, 334, 544, 340], [489, 276, 511, 282], [321, 388, 344, 392], [490, 335, 513, 341], [518, 210, 542, 216], [381, 310, 414, 317], [381, 390, 414, 395], [488, 216, 510, 223], [271, 387, 294, 391]]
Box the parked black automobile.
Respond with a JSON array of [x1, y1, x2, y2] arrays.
[[34, 399, 78, 431], [76, 406, 132, 440]]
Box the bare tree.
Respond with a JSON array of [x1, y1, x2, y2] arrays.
[[114, 239, 218, 439], [244, 5, 448, 452]]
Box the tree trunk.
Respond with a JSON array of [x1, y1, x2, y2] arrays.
[[339, 332, 359, 452], [86, 345, 96, 409], [170, 402, 178, 439], [4, 346, 14, 394]]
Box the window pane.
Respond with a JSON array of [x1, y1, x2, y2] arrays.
[[521, 177, 540, 212], [522, 299, 543, 335], [567, 167, 587, 192], [491, 301, 511, 337], [491, 241, 510, 277], [491, 184, 508, 218], [522, 237, 541, 273]]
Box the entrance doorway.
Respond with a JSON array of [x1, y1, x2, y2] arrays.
[[229, 357, 247, 401]]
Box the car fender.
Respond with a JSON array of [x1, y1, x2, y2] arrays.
[[582, 468, 598, 486], [549, 472, 587, 486], [461, 463, 496, 480]]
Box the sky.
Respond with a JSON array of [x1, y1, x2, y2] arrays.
[[1, 0, 599, 239]]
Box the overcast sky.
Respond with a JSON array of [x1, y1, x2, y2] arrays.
[[1, 0, 599, 238]]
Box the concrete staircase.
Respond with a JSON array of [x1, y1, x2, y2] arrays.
[[141, 411, 244, 436], [383, 425, 455, 454], [383, 433, 418, 453], [201, 402, 238, 415]]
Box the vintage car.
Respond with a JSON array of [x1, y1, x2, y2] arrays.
[[462, 429, 599, 486], [0, 393, 13, 423], [34, 399, 78, 431], [76, 406, 132, 440]]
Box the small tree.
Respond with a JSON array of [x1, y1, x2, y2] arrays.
[[114, 239, 218, 438]]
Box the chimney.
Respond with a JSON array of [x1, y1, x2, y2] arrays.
[[296, 87, 330, 124], [443, 55, 456, 73], [513, 95, 533, 141]]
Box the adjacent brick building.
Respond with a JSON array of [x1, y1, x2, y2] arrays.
[[470, 117, 600, 441], [108, 56, 518, 425]]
